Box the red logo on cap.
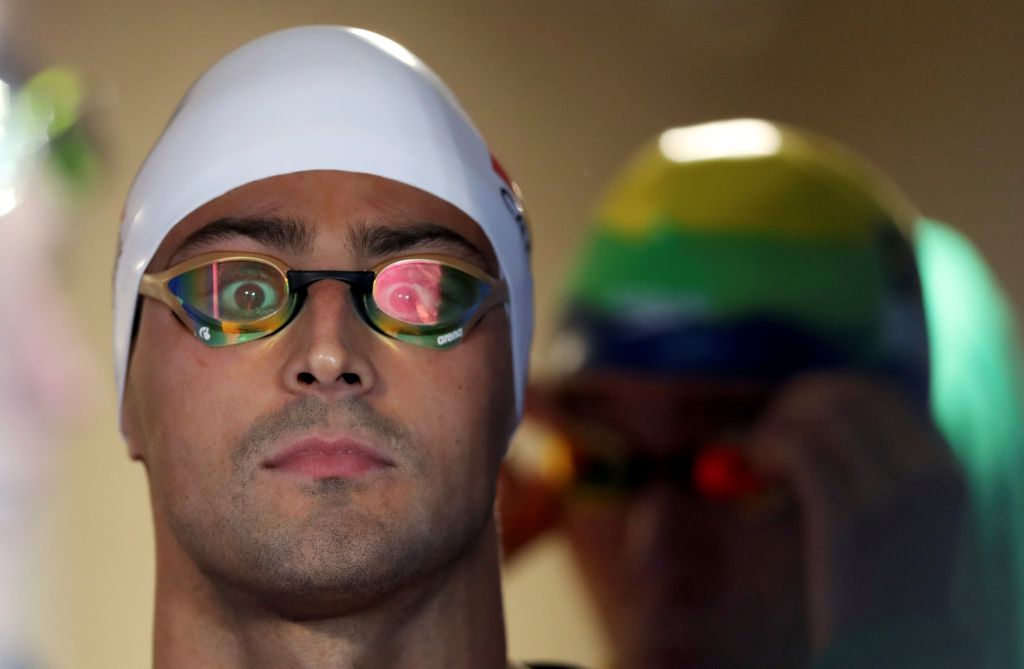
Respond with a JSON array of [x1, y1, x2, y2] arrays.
[[491, 154, 513, 189]]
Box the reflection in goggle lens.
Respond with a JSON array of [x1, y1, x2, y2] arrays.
[[169, 259, 288, 325], [155, 255, 496, 349]]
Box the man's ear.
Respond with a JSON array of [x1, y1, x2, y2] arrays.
[[120, 376, 147, 462], [121, 301, 150, 462]]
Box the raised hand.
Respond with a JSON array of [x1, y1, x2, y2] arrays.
[[747, 373, 966, 654]]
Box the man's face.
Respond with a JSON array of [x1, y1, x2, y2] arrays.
[[123, 171, 515, 616], [553, 373, 807, 669]]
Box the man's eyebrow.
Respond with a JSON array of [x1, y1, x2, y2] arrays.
[[351, 222, 491, 271], [172, 216, 315, 259]]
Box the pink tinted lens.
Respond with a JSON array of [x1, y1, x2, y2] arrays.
[[373, 260, 444, 325]]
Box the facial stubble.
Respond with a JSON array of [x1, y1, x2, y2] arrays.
[[162, 395, 494, 617]]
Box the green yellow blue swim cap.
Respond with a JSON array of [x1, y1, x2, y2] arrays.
[[555, 119, 929, 392]]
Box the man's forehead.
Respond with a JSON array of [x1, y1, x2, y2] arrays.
[[151, 170, 496, 270]]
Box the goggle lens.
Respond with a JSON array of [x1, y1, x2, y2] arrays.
[[166, 258, 293, 345], [153, 255, 496, 349], [168, 259, 289, 322], [367, 259, 490, 347]]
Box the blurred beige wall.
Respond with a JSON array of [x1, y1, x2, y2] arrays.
[[6, 1, 1022, 667]]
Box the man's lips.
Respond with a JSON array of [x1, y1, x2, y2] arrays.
[[262, 437, 395, 479]]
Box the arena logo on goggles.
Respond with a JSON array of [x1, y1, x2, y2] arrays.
[[436, 327, 464, 346]]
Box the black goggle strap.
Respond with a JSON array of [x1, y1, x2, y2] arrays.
[[282, 269, 378, 332]]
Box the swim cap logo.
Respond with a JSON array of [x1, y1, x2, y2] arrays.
[[491, 154, 531, 254]]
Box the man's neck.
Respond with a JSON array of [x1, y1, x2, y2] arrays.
[[151, 516, 509, 669]]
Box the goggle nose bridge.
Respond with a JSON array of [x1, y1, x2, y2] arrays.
[[280, 269, 381, 334], [286, 269, 376, 294]]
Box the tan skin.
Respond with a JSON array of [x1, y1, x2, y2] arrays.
[[122, 171, 520, 669], [509, 371, 965, 669]]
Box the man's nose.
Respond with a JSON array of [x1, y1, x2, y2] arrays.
[[279, 279, 377, 397]]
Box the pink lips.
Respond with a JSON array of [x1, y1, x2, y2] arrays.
[[262, 438, 394, 479]]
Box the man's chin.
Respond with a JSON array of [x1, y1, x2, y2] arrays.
[[217, 541, 424, 620], [251, 579, 407, 621]]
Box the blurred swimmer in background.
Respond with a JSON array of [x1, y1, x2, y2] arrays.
[[501, 119, 1023, 669]]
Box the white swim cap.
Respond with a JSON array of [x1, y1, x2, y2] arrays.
[[114, 25, 533, 419]]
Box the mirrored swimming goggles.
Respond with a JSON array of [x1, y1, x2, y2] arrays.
[[139, 251, 507, 349]]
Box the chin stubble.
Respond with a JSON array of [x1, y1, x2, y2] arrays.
[[167, 395, 487, 613]]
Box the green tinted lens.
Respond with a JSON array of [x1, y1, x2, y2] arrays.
[[367, 258, 489, 348], [167, 258, 292, 346]]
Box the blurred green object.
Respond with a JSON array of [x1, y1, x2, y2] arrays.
[[17, 66, 85, 138], [0, 65, 99, 201], [917, 218, 1024, 669]]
